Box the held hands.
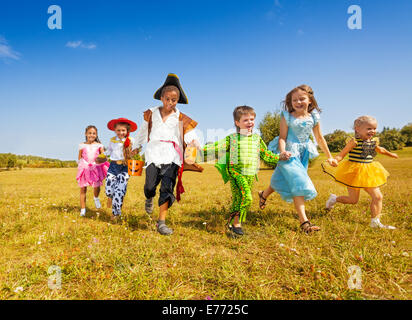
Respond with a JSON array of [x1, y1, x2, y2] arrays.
[[279, 151, 292, 161], [328, 158, 339, 167]]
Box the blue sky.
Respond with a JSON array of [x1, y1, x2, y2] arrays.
[[1, 0, 411, 160]]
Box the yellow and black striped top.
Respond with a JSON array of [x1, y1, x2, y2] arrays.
[[348, 138, 378, 163]]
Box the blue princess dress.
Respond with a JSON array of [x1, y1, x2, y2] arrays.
[[268, 110, 320, 203]]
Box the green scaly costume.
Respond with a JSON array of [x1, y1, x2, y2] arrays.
[[203, 133, 280, 224]]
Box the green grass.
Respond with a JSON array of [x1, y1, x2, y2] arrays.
[[0, 148, 411, 300]]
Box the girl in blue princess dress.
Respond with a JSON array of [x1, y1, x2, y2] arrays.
[[258, 85, 337, 234]]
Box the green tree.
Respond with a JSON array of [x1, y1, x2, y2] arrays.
[[6, 154, 17, 168], [400, 123, 412, 147], [324, 130, 352, 153], [379, 128, 405, 151], [258, 111, 281, 145], [0, 154, 6, 168]]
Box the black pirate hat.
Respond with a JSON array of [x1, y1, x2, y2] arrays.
[[153, 73, 188, 104]]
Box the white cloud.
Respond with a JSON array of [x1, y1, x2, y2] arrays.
[[65, 40, 97, 50], [66, 41, 82, 48], [0, 36, 20, 61], [82, 43, 96, 49]]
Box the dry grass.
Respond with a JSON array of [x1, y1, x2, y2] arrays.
[[0, 148, 411, 300]]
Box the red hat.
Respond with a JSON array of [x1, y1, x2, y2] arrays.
[[107, 118, 138, 132]]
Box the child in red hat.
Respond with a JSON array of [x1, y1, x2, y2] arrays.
[[101, 118, 138, 220]]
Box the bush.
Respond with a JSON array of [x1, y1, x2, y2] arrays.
[[257, 111, 281, 169], [324, 130, 353, 153], [379, 128, 406, 151], [400, 123, 412, 147], [0, 154, 7, 168], [258, 111, 281, 146], [0, 154, 17, 168]]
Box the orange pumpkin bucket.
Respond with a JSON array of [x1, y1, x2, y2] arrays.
[[127, 160, 144, 176]]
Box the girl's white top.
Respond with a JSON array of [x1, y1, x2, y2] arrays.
[[104, 136, 135, 161], [135, 106, 199, 168], [78, 143, 104, 164]]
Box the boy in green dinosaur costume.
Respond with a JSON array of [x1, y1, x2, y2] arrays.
[[203, 106, 282, 236]]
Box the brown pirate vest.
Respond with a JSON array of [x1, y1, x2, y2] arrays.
[[143, 109, 204, 172]]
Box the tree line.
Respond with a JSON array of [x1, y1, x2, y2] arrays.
[[0, 153, 77, 170], [258, 111, 412, 152], [1, 116, 410, 170]]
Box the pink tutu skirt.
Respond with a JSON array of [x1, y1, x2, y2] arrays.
[[76, 160, 110, 188]]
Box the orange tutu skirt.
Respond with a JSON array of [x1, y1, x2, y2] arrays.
[[322, 160, 389, 189]]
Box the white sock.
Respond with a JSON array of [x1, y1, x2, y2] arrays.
[[80, 208, 86, 216], [326, 194, 337, 209], [94, 197, 101, 209], [370, 217, 396, 230]]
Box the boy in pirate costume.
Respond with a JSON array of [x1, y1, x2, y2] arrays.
[[203, 106, 283, 236], [135, 74, 203, 235]]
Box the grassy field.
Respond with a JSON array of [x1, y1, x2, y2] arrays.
[[0, 148, 411, 300]]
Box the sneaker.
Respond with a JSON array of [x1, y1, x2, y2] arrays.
[[145, 197, 154, 214], [157, 222, 173, 235], [227, 223, 244, 237], [326, 194, 337, 210], [94, 197, 101, 209], [80, 208, 86, 217], [231, 226, 244, 236], [370, 218, 396, 230]]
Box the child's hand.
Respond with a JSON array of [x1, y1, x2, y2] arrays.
[[390, 152, 399, 159], [189, 139, 201, 150], [96, 154, 107, 164], [280, 151, 291, 161], [184, 146, 197, 164], [328, 158, 338, 167], [131, 147, 142, 157]]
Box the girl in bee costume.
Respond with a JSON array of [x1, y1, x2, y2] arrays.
[[323, 115, 399, 229]]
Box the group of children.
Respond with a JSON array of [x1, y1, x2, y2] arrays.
[[76, 74, 398, 236], [77, 74, 201, 235]]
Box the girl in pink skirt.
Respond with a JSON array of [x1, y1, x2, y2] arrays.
[[76, 125, 110, 216]]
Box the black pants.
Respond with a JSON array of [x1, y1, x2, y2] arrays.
[[144, 163, 179, 208]]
